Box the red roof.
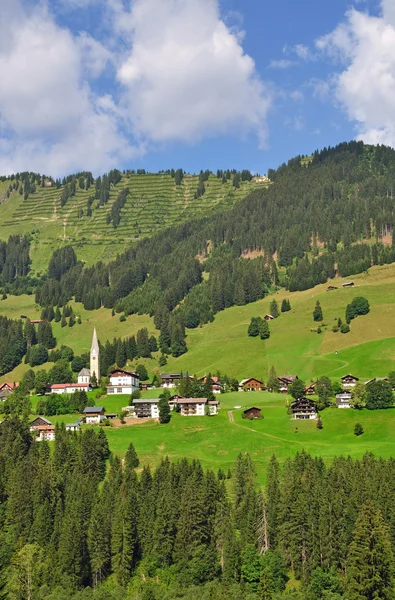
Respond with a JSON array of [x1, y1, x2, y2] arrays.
[[50, 383, 89, 389], [0, 382, 19, 391], [31, 319, 43, 324], [34, 425, 55, 432]]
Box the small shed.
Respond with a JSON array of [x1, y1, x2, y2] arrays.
[[242, 407, 262, 420], [264, 314, 274, 321], [342, 282, 354, 288]]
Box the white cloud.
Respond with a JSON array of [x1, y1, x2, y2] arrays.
[[0, 1, 138, 176], [269, 59, 296, 69], [317, 3, 395, 147], [290, 90, 304, 102], [115, 0, 271, 147]]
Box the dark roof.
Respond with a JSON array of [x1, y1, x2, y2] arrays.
[[341, 374, 359, 381], [160, 372, 189, 379], [83, 406, 105, 414], [243, 407, 261, 413], [110, 369, 139, 377], [30, 416, 53, 426]]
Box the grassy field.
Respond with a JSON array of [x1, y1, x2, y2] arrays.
[[34, 391, 395, 485], [3, 263, 395, 387], [0, 174, 266, 273]]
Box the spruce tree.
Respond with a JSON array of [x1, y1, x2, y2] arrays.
[[313, 301, 323, 322], [267, 366, 280, 392], [125, 443, 139, 469], [259, 320, 270, 340], [346, 500, 394, 600], [270, 300, 279, 318], [248, 317, 261, 337]]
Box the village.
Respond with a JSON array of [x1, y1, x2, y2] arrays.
[[0, 329, 388, 442]]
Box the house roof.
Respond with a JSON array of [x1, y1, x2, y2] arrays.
[[0, 382, 19, 391], [208, 400, 219, 405], [30, 416, 53, 426], [51, 383, 89, 389], [177, 398, 208, 404], [243, 407, 261, 413], [264, 314, 274, 319], [83, 406, 105, 414], [133, 399, 159, 404], [78, 368, 90, 377], [110, 369, 139, 377], [160, 372, 189, 379], [35, 425, 55, 432], [336, 392, 352, 398], [65, 422, 81, 428], [278, 375, 297, 383], [239, 378, 263, 386], [341, 374, 359, 381]]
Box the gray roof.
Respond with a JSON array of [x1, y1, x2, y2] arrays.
[[133, 399, 159, 404], [78, 368, 91, 376], [83, 406, 104, 414]]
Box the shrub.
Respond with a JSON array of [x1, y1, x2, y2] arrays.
[[354, 423, 364, 436], [332, 325, 339, 332], [340, 324, 350, 334], [317, 418, 323, 430], [120, 314, 126, 322]]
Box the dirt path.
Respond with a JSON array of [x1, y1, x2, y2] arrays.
[[228, 410, 234, 423]]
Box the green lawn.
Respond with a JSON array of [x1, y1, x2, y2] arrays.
[[37, 391, 395, 485]]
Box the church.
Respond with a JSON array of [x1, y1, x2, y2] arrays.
[[77, 327, 100, 386]]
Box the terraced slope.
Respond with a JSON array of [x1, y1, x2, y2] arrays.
[[0, 173, 267, 272]]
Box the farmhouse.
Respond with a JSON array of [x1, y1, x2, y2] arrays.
[[169, 394, 183, 410], [160, 372, 190, 388], [66, 421, 81, 432], [336, 392, 352, 408], [83, 406, 105, 424], [341, 374, 359, 388], [239, 378, 263, 392], [78, 368, 91, 384], [132, 399, 160, 419], [342, 281, 355, 288], [30, 417, 56, 441], [304, 383, 317, 395], [106, 369, 140, 395], [278, 375, 298, 393], [0, 382, 19, 401], [176, 398, 218, 416], [364, 377, 389, 386], [291, 398, 317, 420], [198, 376, 223, 394], [50, 383, 90, 395], [242, 407, 262, 419]]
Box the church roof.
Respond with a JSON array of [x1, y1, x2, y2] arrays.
[[91, 327, 99, 353], [78, 368, 91, 377]]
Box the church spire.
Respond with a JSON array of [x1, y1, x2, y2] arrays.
[[90, 327, 100, 384], [91, 327, 99, 353]]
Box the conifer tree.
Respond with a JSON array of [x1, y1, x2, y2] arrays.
[[61, 315, 67, 328], [346, 500, 394, 600], [313, 301, 323, 322], [125, 443, 139, 469], [259, 320, 270, 340], [267, 366, 280, 392], [115, 340, 127, 368], [248, 317, 262, 337], [270, 300, 279, 318], [111, 471, 138, 587], [54, 306, 61, 322]]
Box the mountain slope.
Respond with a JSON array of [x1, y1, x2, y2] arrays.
[[0, 172, 266, 272]]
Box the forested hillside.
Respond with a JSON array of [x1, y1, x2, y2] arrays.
[[0, 169, 264, 271]]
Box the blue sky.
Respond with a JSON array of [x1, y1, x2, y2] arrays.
[[0, 0, 393, 177]]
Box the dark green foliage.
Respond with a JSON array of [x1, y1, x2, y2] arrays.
[[267, 366, 280, 392], [37, 320, 56, 348], [269, 300, 279, 318], [366, 380, 394, 409], [289, 379, 305, 400], [259, 320, 270, 340], [136, 364, 148, 381], [346, 296, 370, 323], [0, 235, 31, 284], [281, 299, 291, 312], [313, 301, 323, 322], [340, 323, 350, 334], [120, 315, 126, 322], [48, 246, 77, 281], [316, 376, 333, 406], [346, 500, 394, 600], [125, 443, 139, 469], [0, 316, 27, 375], [248, 317, 262, 337], [29, 344, 48, 367], [158, 390, 171, 424], [316, 418, 323, 430], [354, 423, 364, 436]]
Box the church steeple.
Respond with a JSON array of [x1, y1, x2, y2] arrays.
[[90, 327, 100, 384]]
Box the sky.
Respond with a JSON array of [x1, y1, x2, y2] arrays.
[[0, 0, 393, 177]]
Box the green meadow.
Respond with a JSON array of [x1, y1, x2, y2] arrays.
[[35, 391, 395, 485]]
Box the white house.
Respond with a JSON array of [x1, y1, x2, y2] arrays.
[[106, 369, 140, 395], [66, 421, 81, 432], [336, 392, 352, 408], [78, 368, 91, 384], [30, 417, 56, 441], [176, 397, 219, 416], [341, 374, 359, 388], [83, 406, 105, 424], [50, 383, 90, 395], [132, 399, 160, 419]]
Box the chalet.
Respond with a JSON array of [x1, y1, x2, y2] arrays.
[[160, 372, 190, 388], [30, 417, 56, 441], [364, 377, 389, 386], [326, 286, 338, 291], [132, 399, 160, 419], [83, 406, 105, 424], [336, 392, 352, 408], [264, 314, 274, 321], [199, 376, 223, 394], [239, 378, 263, 392], [177, 398, 218, 416], [50, 383, 90, 395], [291, 397, 317, 420], [106, 369, 139, 395], [0, 382, 19, 401], [341, 374, 359, 388], [304, 383, 317, 395], [78, 368, 91, 384], [342, 282, 355, 288], [66, 421, 81, 432], [169, 394, 183, 410], [278, 375, 298, 393], [140, 382, 154, 391], [242, 407, 262, 419]]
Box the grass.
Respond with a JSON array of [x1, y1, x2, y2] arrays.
[[34, 391, 395, 485]]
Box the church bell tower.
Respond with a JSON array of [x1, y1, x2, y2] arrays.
[[90, 327, 100, 383]]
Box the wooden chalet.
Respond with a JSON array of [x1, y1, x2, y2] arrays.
[[242, 407, 262, 419], [278, 375, 298, 393], [264, 314, 274, 321], [342, 282, 354, 288], [169, 394, 183, 410], [160, 372, 190, 388], [176, 398, 219, 416], [0, 382, 19, 401], [291, 397, 317, 420], [239, 378, 263, 392], [341, 374, 359, 388], [30, 417, 56, 441], [83, 406, 105, 424], [198, 376, 223, 394], [304, 383, 317, 395]]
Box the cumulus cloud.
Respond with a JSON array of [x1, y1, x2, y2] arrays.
[[115, 0, 271, 147], [317, 2, 395, 147]]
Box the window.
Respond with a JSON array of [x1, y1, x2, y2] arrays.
[[108, 388, 114, 394], [117, 388, 122, 394]]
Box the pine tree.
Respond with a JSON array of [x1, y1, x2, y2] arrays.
[[346, 500, 394, 600], [111, 471, 138, 587], [61, 315, 67, 328], [313, 301, 323, 322], [158, 390, 171, 424], [54, 306, 61, 322], [115, 340, 127, 368], [259, 320, 270, 340], [125, 443, 139, 469], [248, 317, 262, 337], [270, 300, 279, 318], [267, 366, 280, 392]]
